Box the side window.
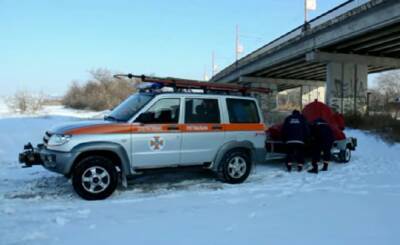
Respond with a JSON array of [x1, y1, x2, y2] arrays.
[[185, 98, 220, 123], [135, 98, 180, 124], [226, 98, 260, 123]]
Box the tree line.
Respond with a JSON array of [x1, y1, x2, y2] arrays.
[[62, 68, 137, 111], [368, 71, 400, 118]]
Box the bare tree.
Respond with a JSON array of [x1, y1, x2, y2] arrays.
[[63, 68, 137, 111], [376, 71, 400, 102], [6, 90, 45, 113], [367, 88, 385, 113], [374, 70, 400, 117], [277, 87, 302, 111]]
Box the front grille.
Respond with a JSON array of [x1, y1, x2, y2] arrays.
[[43, 131, 52, 145]]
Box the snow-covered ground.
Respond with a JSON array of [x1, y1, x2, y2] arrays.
[[1, 106, 400, 245]]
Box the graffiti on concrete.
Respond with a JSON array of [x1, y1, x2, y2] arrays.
[[329, 77, 367, 113]]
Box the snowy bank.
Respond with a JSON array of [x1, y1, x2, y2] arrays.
[[0, 104, 105, 119]]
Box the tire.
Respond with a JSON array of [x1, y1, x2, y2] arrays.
[[217, 149, 252, 184], [339, 147, 351, 163], [72, 155, 118, 200]]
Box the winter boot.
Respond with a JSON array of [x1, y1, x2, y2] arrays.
[[308, 164, 318, 174], [286, 164, 292, 172], [321, 162, 328, 171]]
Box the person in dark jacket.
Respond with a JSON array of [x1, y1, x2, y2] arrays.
[[282, 110, 310, 172], [308, 118, 334, 174]]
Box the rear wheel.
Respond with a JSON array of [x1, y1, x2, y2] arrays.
[[339, 147, 351, 163], [72, 156, 118, 200], [217, 150, 251, 184]]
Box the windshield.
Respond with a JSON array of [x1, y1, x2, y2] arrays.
[[106, 93, 153, 122]]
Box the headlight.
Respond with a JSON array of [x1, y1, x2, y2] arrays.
[[47, 134, 71, 146]]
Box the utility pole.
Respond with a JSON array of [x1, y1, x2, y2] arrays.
[[303, 0, 316, 31]]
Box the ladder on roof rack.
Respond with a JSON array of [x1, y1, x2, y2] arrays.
[[113, 73, 271, 95]]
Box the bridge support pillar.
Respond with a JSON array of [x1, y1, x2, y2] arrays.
[[326, 62, 368, 114]]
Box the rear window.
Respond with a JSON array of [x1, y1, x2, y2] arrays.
[[226, 98, 260, 123]]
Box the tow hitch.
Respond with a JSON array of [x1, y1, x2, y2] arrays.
[[19, 143, 43, 168]]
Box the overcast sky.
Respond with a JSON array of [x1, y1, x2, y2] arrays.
[[1, 0, 366, 96]]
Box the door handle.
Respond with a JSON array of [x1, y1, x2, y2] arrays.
[[212, 125, 223, 130], [167, 125, 179, 130]]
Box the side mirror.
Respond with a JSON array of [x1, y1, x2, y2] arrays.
[[135, 112, 154, 124]]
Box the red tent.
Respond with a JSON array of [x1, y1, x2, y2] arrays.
[[302, 100, 346, 140], [267, 100, 346, 141], [302, 100, 334, 124]]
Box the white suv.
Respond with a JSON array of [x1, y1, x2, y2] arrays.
[[20, 89, 267, 200]]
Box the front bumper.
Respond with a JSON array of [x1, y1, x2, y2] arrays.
[[19, 143, 75, 175]]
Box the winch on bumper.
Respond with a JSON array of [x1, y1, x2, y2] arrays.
[[19, 143, 74, 175], [19, 143, 43, 167]]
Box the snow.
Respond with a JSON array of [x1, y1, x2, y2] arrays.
[[0, 99, 8, 115], [0, 102, 104, 119], [1, 106, 400, 245]]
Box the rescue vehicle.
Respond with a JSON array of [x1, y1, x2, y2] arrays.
[[19, 74, 356, 200]]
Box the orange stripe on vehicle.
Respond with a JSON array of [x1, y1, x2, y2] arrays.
[[66, 124, 173, 135], [181, 123, 266, 132], [66, 123, 267, 135], [65, 124, 132, 135], [180, 124, 216, 132], [223, 123, 266, 131], [132, 124, 171, 133]]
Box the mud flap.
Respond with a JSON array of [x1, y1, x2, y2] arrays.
[[121, 174, 128, 188], [115, 166, 128, 188]]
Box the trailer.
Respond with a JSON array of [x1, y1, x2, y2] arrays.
[[265, 100, 357, 163]]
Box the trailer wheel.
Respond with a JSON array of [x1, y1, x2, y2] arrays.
[[217, 149, 251, 184], [72, 155, 118, 200], [339, 147, 351, 163]]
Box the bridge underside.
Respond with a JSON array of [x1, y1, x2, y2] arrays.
[[212, 0, 400, 115], [247, 22, 400, 90]]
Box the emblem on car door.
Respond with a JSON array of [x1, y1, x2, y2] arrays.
[[149, 136, 165, 151]]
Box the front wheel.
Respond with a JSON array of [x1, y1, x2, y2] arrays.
[[72, 156, 118, 200], [217, 150, 252, 184]]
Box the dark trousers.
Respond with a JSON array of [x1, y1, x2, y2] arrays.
[[286, 143, 305, 165], [312, 143, 332, 164]]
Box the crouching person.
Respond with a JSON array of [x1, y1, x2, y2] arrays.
[[308, 118, 334, 174], [282, 110, 310, 172]]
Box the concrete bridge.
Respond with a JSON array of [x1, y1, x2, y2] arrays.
[[211, 0, 400, 114]]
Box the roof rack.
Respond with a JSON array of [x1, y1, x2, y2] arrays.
[[113, 73, 271, 95]]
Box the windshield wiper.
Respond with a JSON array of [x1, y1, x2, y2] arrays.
[[104, 115, 124, 122]]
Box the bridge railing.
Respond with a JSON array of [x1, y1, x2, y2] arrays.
[[214, 0, 373, 79], [247, 0, 371, 60]]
